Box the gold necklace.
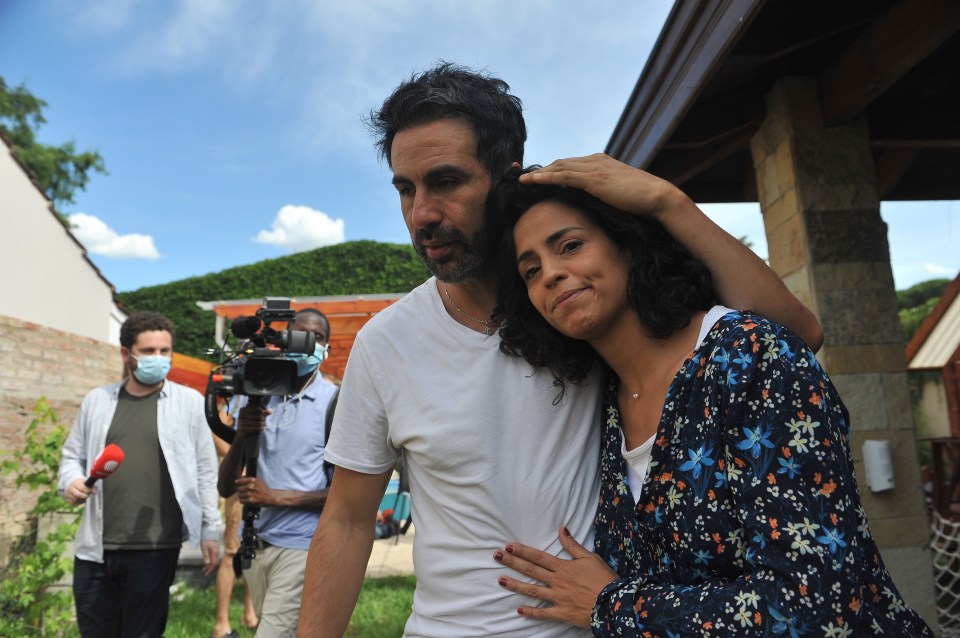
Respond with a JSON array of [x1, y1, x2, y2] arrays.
[[442, 282, 498, 336]]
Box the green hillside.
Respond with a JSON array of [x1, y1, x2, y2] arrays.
[[118, 240, 429, 359], [898, 278, 951, 342], [118, 239, 952, 361]]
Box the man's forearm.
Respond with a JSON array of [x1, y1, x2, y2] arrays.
[[297, 515, 375, 637], [269, 488, 328, 511], [217, 436, 245, 497]]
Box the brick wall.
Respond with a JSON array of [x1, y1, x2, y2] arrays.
[[0, 315, 120, 565]]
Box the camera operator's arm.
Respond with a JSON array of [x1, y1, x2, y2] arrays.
[[212, 405, 234, 460], [234, 478, 328, 511], [217, 403, 267, 498]]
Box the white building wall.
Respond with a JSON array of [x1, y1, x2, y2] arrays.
[[0, 142, 120, 343]]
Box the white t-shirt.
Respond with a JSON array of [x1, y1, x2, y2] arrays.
[[623, 305, 735, 503], [326, 278, 601, 637]]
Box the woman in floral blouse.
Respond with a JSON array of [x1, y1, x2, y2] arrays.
[[488, 156, 933, 637]]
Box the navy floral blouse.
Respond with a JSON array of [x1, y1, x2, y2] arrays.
[[592, 311, 932, 637]]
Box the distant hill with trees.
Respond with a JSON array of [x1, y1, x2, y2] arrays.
[[118, 240, 429, 359], [898, 277, 952, 341], [119, 235, 951, 360]]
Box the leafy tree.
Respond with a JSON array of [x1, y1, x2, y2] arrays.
[[897, 277, 952, 342], [0, 76, 106, 208], [896, 278, 950, 310]]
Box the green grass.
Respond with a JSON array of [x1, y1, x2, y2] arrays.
[[344, 576, 417, 638], [164, 575, 416, 638]]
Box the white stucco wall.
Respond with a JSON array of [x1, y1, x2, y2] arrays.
[[0, 142, 120, 343]]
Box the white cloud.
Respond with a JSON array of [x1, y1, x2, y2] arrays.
[[68, 213, 160, 259], [924, 263, 957, 276], [253, 205, 345, 252]]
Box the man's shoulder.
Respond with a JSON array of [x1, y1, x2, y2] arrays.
[[307, 375, 339, 402], [161, 380, 205, 403], [81, 380, 123, 403], [358, 279, 433, 337], [74, 383, 115, 423]]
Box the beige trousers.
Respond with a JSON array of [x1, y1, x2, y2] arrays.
[[245, 544, 308, 638]]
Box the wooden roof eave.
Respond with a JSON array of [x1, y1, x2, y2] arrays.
[[906, 273, 960, 369], [605, 0, 765, 169]]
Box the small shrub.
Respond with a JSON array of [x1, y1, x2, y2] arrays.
[[0, 399, 80, 637]]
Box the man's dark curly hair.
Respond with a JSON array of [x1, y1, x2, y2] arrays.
[[489, 169, 715, 402], [367, 61, 526, 180], [120, 311, 176, 349]]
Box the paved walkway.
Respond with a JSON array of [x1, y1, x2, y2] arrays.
[[365, 524, 415, 578]]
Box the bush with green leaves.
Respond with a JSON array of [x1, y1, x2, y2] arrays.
[[0, 399, 80, 637]]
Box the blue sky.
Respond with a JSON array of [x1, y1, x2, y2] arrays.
[[2, 0, 957, 293]]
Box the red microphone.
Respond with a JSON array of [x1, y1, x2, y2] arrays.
[[84, 444, 125, 487]]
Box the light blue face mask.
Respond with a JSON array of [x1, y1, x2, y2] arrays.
[[131, 354, 172, 385], [288, 344, 329, 377]]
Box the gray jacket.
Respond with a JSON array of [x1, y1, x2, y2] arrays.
[[58, 379, 221, 562]]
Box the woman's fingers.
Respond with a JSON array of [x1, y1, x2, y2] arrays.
[[497, 575, 554, 602], [558, 526, 591, 558], [494, 527, 613, 629], [494, 544, 557, 586]]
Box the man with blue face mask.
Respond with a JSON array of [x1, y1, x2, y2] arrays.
[[58, 310, 222, 638], [218, 308, 338, 638]]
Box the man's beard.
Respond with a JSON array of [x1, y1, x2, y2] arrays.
[[414, 224, 491, 283]]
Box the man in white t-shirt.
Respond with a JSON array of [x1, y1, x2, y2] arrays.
[[296, 62, 823, 637]]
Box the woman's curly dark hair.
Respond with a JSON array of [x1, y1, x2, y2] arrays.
[[489, 168, 715, 402]]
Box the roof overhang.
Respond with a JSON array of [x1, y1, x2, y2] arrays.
[[907, 274, 960, 370], [607, 0, 960, 203]]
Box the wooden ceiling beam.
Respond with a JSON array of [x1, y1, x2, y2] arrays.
[[874, 148, 919, 198], [868, 98, 960, 147], [654, 124, 756, 186], [819, 0, 960, 126], [662, 89, 764, 148]]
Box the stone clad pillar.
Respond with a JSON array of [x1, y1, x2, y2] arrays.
[[750, 77, 936, 624]]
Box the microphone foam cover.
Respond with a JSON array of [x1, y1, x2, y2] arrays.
[[231, 316, 262, 339], [90, 443, 125, 479]]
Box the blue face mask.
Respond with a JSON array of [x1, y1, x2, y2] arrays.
[[288, 344, 329, 377], [131, 354, 171, 386]]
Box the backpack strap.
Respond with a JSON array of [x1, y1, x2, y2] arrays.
[[323, 387, 340, 486]]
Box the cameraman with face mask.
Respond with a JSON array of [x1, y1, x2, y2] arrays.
[[58, 310, 222, 638], [217, 308, 338, 638]]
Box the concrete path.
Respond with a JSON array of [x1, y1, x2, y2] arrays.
[[365, 524, 415, 578]]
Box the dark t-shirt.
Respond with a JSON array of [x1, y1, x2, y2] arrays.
[[102, 386, 184, 549]]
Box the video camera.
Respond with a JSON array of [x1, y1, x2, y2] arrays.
[[210, 296, 316, 396], [204, 296, 317, 442], [204, 296, 318, 573]]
